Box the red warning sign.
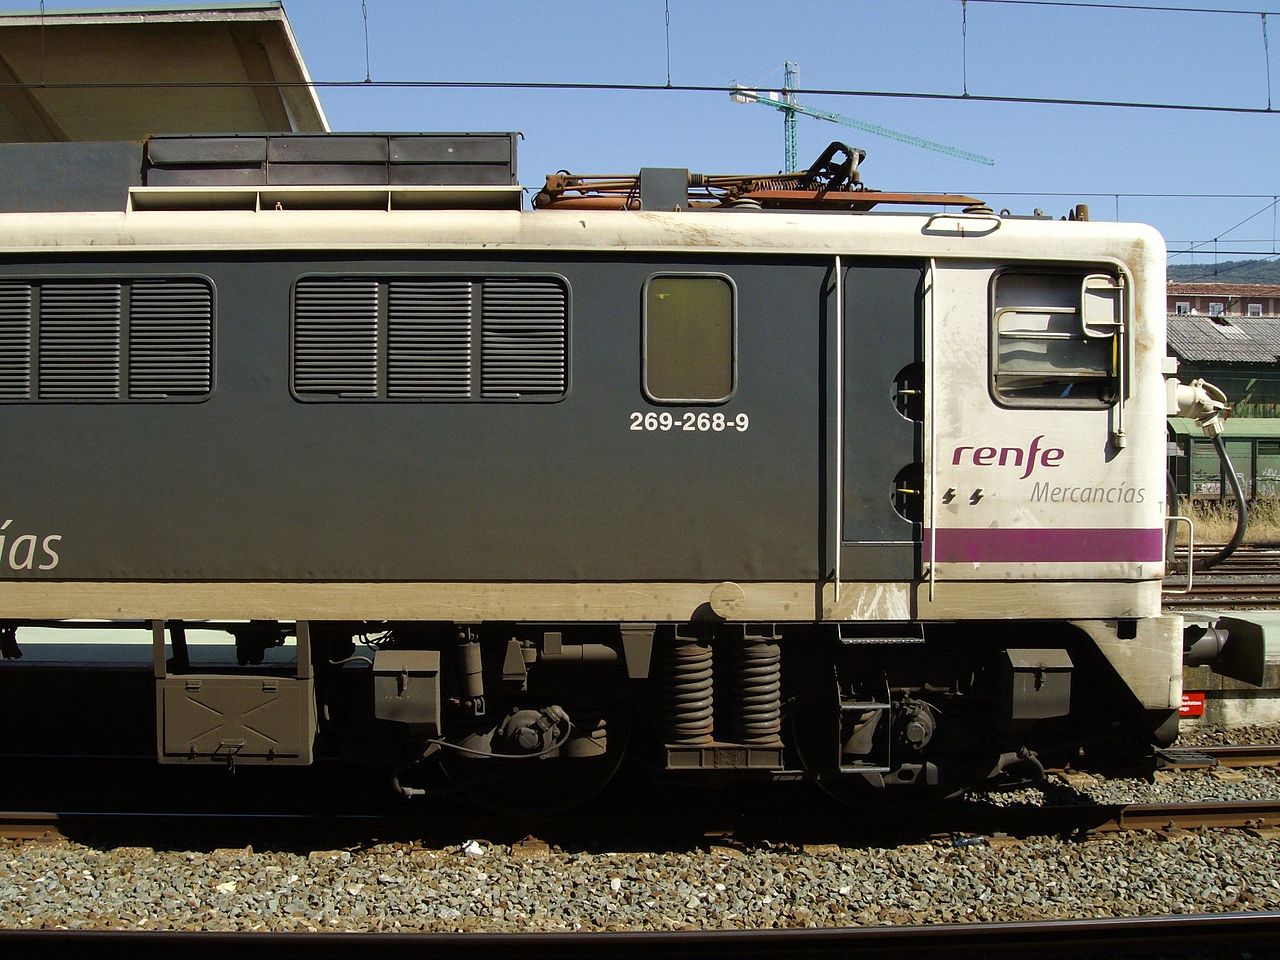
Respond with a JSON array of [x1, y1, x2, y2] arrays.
[[1180, 691, 1205, 718]]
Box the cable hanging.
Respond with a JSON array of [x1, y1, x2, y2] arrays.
[[361, 0, 372, 83], [961, 0, 970, 97], [1265, 14, 1273, 111], [664, 0, 672, 88], [38, 0, 44, 87]]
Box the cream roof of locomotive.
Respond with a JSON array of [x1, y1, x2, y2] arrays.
[[0, 206, 1166, 271]]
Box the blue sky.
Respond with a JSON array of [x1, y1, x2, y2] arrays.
[[12, 0, 1280, 270]]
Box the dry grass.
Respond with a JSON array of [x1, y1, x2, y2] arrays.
[[1177, 497, 1280, 546]]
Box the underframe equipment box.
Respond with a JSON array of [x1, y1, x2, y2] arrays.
[[152, 620, 316, 765]]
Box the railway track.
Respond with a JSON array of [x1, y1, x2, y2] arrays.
[[2, 753, 1277, 956], [1160, 744, 1280, 768], [4, 796, 1280, 847], [1177, 544, 1280, 573], [1164, 543, 1280, 609], [0, 911, 1277, 959], [0, 745, 1276, 846], [1163, 586, 1280, 609]]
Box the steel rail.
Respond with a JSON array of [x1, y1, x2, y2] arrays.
[[0, 911, 1278, 959], [5, 798, 1280, 846], [1163, 594, 1280, 610], [1111, 799, 1280, 831], [942, 799, 1280, 838], [1160, 744, 1280, 769], [1196, 744, 1280, 766], [1172, 583, 1280, 595]]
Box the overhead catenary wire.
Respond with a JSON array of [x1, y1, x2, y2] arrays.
[[0, 77, 1272, 115], [951, 0, 1280, 16], [1168, 249, 1280, 257], [1171, 197, 1280, 260], [949, 194, 1280, 256], [1172, 252, 1280, 267], [953, 0, 1280, 106]]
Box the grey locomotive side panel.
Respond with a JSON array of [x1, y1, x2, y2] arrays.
[[0, 253, 822, 583], [840, 262, 923, 580]]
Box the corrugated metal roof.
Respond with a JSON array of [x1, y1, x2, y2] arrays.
[[1167, 312, 1280, 363]]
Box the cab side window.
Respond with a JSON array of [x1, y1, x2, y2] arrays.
[[643, 275, 735, 404], [991, 270, 1122, 407]]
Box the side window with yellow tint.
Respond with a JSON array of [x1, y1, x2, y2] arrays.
[[643, 275, 735, 404]]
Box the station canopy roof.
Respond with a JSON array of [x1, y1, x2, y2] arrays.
[[0, 2, 327, 142]]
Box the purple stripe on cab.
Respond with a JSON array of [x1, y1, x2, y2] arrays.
[[922, 528, 1164, 564]]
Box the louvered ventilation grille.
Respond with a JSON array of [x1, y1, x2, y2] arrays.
[[294, 279, 379, 398], [481, 279, 567, 398], [292, 275, 568, 401], [0, 284, 32, 400], [130, 280, 213, 398], [39, 283, 121, 400], [388, 280, 471, 399]]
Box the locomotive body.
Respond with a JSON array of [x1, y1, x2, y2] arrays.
[[0, 136, 1210, 803]]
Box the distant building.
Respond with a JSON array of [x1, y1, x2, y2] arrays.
[[1167, 310, 1280, 417], [1167, 282, 1280, 318]]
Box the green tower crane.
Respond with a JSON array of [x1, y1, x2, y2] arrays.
[[731, 61, 994, 172]]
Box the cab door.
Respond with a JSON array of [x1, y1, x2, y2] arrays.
[[924, 261, 1164, 583], [836, 260, 926, 583]]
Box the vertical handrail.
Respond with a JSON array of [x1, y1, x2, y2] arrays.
[[1166, 516, 1195, 595], [1115, 275, 1128, 448], [833, 255, 843, 608], [927, 259, 938, 602]]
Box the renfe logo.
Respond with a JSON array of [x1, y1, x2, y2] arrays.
[[951, 435, 1064, 480]]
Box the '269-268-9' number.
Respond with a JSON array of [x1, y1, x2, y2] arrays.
[[629, 411, 750, 433]]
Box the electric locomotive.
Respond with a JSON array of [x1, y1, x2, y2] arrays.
[[0, 134, 1260, 808]]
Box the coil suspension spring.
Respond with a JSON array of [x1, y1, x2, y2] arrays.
[[731, 630, 782, 746], [664, 631, 714, 745]]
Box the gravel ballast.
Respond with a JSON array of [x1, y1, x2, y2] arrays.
[[1, 721, 1277, 933], [1, 830, 1277, 933]]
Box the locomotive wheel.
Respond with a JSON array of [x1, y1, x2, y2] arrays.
[[438, 710, 631, 816]]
